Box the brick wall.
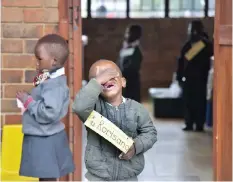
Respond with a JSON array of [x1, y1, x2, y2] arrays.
[[1, 0, 59, 126], [83, 17, 214, 98]]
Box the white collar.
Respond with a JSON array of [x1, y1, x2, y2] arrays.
[[50, 67, 65, 78], [106, 97, 126, 106], [123, 40, 140, 48]]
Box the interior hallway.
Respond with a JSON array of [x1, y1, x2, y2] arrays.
[[81, 101, 213, 181]]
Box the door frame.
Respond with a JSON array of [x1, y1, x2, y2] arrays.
[[58, 0, 83, 181]]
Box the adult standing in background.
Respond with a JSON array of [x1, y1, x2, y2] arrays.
[[117, 25, 143, 103], [176, 20, 213, 132]]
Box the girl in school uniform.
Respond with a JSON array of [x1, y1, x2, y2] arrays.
[[16, 34, 75, 181]]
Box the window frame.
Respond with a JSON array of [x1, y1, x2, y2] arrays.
[[82, 0, 215, 18]]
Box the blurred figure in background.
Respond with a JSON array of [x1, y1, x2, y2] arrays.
[[206, 56, 214, 128], [117, 25, 143, 103], [96, 4, 107, 18], [176, 20, 213, 132], [95, 0, 107, 18]]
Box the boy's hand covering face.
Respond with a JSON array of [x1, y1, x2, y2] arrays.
[[95, 68, 120, 85], [89, 60, 126, 102], [119, 145, 136, 160]]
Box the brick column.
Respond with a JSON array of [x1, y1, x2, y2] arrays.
[[1, 0, 59, 126]]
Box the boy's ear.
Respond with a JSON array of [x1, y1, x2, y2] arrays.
[[121, 77, 126, 88], [52, 58, 58, 66]]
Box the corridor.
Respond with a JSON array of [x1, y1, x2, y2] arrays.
[[138, 119, 213, 181], [82, 102, 213, 181]]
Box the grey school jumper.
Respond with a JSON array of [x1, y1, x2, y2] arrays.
[[20, 75, 75, 178], [72, 79, 157, 181], [22, 76, 69, 136]]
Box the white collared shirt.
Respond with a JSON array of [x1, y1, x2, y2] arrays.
[[106, 97, 126, 107], [50, 67, 65, 79]]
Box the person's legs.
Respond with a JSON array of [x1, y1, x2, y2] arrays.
[[184, 105, 193, 130], [206, 101, 210, 126], [123, 77, 141, 102], [194, 82, 207, 131], [206, 99, 213, 127], [132, 80, 141, 103], [209, 98, 213, 127], [183, 80, 194, 130]]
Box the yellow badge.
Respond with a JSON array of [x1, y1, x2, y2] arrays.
[[84, 110, 134, 154], [185, 40, 206, 61]]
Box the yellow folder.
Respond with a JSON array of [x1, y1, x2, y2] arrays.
[[185, 40, 206, 61]]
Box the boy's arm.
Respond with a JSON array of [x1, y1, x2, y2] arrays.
[[26, 86, 67, 124], [134, 107, 157, 155], [72, 79, 103, 122]]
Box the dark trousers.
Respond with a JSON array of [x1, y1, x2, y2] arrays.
[[206, 99, 213, 127], [123, 75, 141, 103], [183, 78, 207, 129]]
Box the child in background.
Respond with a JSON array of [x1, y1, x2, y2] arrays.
[[117, 25, 143, 103], [16, 34, 75, 181], [73, 60, 157, 181]]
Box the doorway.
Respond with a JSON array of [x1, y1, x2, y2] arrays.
[[64, 0, 232, 181]]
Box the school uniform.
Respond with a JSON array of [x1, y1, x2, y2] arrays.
[[20, 68, 75, 178], [177, 37, 213, 130], [117, 40, 143, 103]]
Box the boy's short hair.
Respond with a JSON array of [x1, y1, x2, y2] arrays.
[[88, 59, 122, 79], [35, 34, 69, 65]]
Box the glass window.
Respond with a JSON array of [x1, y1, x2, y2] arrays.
[[82, 0, 215, 19], [91, 0, 126, 18], [130, 0, 165, 18], [169, 0, 205, 17], [208, 0, 215, 16], [82, 0, 87, 18], [183, 0, 192, 10]]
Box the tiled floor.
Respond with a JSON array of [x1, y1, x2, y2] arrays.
[[81, 102, 213, 181]]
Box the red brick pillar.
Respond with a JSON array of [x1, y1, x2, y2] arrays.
[[1, 0, 59, 126]]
